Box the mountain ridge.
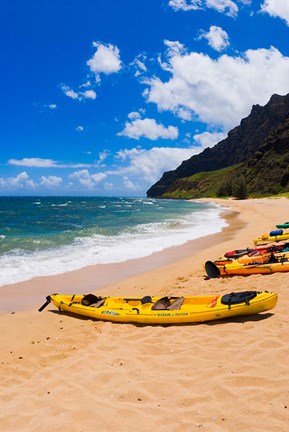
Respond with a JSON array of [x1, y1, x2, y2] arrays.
[[147, 93, 289, 198]]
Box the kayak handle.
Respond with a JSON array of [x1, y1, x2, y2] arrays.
[[38, 296, 51, 312]]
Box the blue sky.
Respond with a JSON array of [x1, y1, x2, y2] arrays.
[[1, 0, 289, 196]]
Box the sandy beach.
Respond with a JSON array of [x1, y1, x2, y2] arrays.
[[1, 197, 289, 431]]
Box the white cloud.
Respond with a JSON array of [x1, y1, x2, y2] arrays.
[[107, 131, 228, 192], [144, 44, 289, 131], [69, 169, 107, 189], [87, 41, 122, 82], [61, 85, 80, 100], [97, 150, 110, 165], [76, 126, 84, 132], [131, 54, 147, 77], [174, 107, 194, 121], [168, 0, 203, 11], [79, 80, 92, 88], [113, 145, 207, 185], [198, 25, 230, 52], [61, 84, 97, 101], [8, 157, 96, 169], [48, 104, 57, 109], [128, 111, 142, 120], [122, 176, 139, 191], [0, 172, 36, 189], [82, 90, 97, 100], [60, 41, 121, 104], [8, 158, 58, 168], [261, 0, 289, 26], [193, 131, 227, 147], [40, 175, 63, 187], [157, 40, 187, 73], [168, 0, 239, 17], [164, 39, 187, 57], [118, 118, 179, 140], [206, 0, 238, 16], [104, 182, 114, 191]]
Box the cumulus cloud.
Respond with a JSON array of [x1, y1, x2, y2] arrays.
[[207, 0, 239, 16], [261, 0, 289, 26], [144, 44, 289, 131], [0, 172, 36, 189], [61, 41, 121, 104], [192, 131, 227, 147], [128, 111, 142, 120], [81, 90, 97, 100], [61, 84, 97, 101], [61, 85, 80, 100], [122, 176, 139, 191], [107, 131, 227, 192], [198, 25, 230, 51], [168, 0, 239, 17], [118, 118, 179, 140], [69, 169, 107, 189], [48, 104, 57, 109], [164, 39, 187, 57], [113, 144, 208, 185], [97, 150, 110, 165], [168, 0, 202, 11], [40, 175, 63, 187], [87, 41, 122, 82]]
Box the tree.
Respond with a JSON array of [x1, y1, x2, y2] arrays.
[[232, 175, 248, 199]]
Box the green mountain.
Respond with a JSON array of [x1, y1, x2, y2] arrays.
[[147, 94, 289, 199]]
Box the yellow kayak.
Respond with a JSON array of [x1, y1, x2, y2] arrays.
[[206, 258, 289, 277], [253, 232, 289, 245], [39, 291, 277, 324]]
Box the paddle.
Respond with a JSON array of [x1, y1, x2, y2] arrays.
[[38, 296, 51, 312], [205, 261, 221, 278]]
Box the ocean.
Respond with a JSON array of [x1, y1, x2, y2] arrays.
[[0, 197, 227, 286]]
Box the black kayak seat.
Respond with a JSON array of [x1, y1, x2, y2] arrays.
[[81, 294, 103, 306], [221, 291, 258, 306], [141, 295, 153, 304]]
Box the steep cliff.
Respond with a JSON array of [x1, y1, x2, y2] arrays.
[[147, 93, 289, 198]]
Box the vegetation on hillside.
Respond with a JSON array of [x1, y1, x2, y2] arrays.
[[163, 116, 289, 199]]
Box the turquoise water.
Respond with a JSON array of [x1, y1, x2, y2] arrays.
[[0, 197, 227, 286]]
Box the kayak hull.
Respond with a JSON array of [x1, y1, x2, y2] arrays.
[[217, 261, 289, 276], [46, 292, 278, 324]]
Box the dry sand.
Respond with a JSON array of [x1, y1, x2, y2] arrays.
[[1, 197, 289, 431]]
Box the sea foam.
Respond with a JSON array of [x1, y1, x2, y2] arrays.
[[0, 203, 227, 286]]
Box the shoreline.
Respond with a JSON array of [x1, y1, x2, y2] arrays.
[[2, 197, 289, 432], [0, 201, 235, 314], [0, 198, 226, 290], [0, 197, 282, 314]]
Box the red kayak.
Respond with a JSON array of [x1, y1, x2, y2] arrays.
[[224, 242, 288, 259]]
